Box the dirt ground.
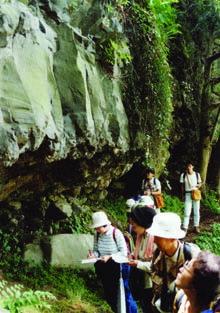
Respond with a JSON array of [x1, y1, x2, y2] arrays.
[[184, 203, 220, 243]]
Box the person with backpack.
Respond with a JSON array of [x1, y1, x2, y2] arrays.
[[88, 211, 137, 313], [146, 212, 200, 313], [127, 206, 157, 313], [141, 168, 162, 213], [180, 162, 202, 233], [173, 250, 220, 313]]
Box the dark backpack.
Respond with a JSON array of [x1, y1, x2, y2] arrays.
[[154, 241, 192, 261], [158, 242, 192, 312], [182, 242, 192, 261]]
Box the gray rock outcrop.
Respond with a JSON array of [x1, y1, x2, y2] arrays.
[[0, 0, 133, 203], [49, 234, 94, 269], [24, 234, 94, 270]]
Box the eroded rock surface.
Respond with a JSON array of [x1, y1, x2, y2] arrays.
[[0, 0, 133, 203]]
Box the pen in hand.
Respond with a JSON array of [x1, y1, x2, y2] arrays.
[[88, 249, 94, 259]]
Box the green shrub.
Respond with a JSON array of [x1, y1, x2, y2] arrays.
[[100, 198, 128, 229], [201, 190, 220, 214], [162, 193, 184, 220], [195, 223, 220, 255], [0, 281, 56, 313]]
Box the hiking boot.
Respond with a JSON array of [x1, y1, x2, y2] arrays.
[[194, 226, 200, 233]]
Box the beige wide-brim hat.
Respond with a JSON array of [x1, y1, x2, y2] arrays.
[[89, 211, 111, 228], [147, 212, 186, 239]]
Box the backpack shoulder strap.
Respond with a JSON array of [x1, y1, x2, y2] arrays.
[[154, 247, 160, 259], [113, 226, 117, 242], [183, 242, 192, 261], [96, 231, 100, 241], [142, 178, 147, 186], [196, 172, 199, 184]]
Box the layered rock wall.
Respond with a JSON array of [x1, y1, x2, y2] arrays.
[[0, 0, 134, 203]]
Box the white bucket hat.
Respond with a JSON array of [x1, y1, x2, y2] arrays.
[[89, 211, 111, 228], [147, 212, 185, 239], [137, 195, 154, 207], [126, 199, 136, 212]]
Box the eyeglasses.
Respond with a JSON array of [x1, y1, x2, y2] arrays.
[[182, 260, 193, 275]]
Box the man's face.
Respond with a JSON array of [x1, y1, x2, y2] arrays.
[[146, 172, 154, 180], [154, 236, 174, 252], [187, 164, 194, 174]]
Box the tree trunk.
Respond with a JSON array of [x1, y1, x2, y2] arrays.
[[207, 137, 220, 195], [199, 135, 212, 188]]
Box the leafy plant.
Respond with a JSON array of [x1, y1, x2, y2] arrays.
[[201, 190, 220, 214], [0, 229, 26, 280], [147, 0, 180, 50], [99, 197, 128, 228], [0, 281, 56, 313], [104, 39, 132, 66], [162, 193, 184, 220], [195, 223, 220, 255], [123, 0, 175, 170]]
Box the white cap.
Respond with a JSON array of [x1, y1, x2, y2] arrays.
[[137, 195, 154, 207], [147, 212, 185, 239], [89, 211, 111, 228], [126, 199, 136, 212]]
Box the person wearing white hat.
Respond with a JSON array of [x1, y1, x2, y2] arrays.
[[125, 199, 138, 236], [126, 199, 137, 212], [146, 212, 200, 313], [88, 211, 137, 313], [136, 196, 155, 209]]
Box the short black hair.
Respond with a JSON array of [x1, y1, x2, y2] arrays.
[[186, 161, 194, 166], [130, 206, 156, 229], [146, 168, 155, 174]]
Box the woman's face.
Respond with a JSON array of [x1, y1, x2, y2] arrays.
[[175, 259, 195, 290], [95, 224, 110, 235], [130, 218, 145, 235]]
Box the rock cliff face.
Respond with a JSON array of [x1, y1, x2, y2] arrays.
[[0, 0, 174, 248], [0, 0, 137, 205]]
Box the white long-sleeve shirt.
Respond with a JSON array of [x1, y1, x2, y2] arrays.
[[93, 225, 127, 257]]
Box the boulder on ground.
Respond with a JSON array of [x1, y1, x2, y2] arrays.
[[47, 234, 94, 270]]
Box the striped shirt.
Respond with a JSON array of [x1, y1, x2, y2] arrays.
[[93, 225, 127, 257]]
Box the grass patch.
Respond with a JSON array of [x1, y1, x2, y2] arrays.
[[100, 198, 128, 227], [201, 190, 220, 214], [162, 193, 184, 220], [195, 223, 220, 255], [0, 263, 112, 313]]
